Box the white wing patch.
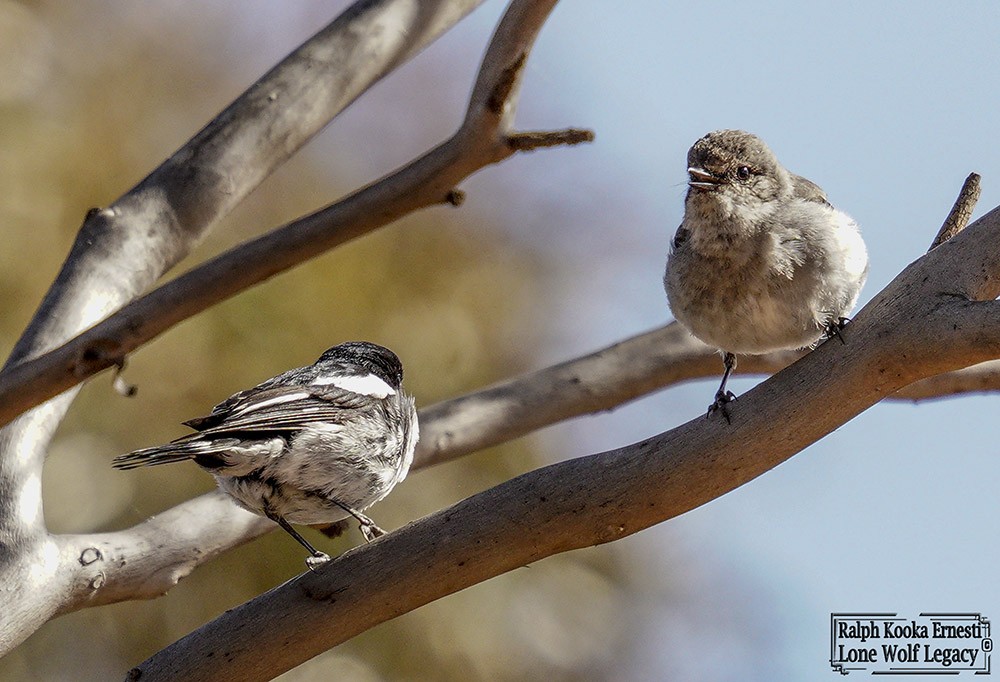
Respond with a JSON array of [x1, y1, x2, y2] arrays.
[[312, 372, 395, 398], [233, 391, 310, 415]]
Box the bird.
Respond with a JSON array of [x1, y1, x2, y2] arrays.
[[664, 130, 868, 419], [113, 341, 419, 569]]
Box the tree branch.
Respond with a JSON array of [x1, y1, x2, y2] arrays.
[[125, 203, 1000, 682], [893, 359, 1000, 400], [57, 493, 273, 613], [930, 172, 981, 250], [0, 1, 591, 432], [507, 128, 595, 150], [0, 0, 487, 443]]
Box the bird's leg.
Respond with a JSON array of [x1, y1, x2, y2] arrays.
[[823, 316, 851, 344], [707, 352, 737, 423], [331, 500, 386, 542], [265, 510, 330, 570]]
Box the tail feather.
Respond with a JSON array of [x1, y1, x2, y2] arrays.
[[111, 434, 250, 468], [112, 443, 201, 469]]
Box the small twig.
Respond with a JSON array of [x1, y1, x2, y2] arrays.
[[507, 128, 595, 151], [444, 189, 466, 206], [929, 173, 981, 251]]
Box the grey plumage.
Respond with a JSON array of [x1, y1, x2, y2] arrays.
[[664, 130, 868, 415], [113, 341, 418, 568]]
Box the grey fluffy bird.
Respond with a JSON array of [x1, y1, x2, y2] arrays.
[[664, 130, 868, 417], [113, 341, 418, 568]]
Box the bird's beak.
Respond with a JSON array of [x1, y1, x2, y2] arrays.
[[687, 166, 720, 190]]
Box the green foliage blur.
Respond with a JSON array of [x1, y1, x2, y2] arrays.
[[0, 2, 651, 680]]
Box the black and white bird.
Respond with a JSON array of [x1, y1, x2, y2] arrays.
[[664, 130, 868, 418], [113, 341, 418, 569]]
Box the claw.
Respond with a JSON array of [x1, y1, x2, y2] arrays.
[[824, 316, 850, 344], [330, 500, 386, 543], [707, 390, 736, 423], [706, 352, 738, 423], [360, 522, 386, 543], [305, 552, 331, 571]]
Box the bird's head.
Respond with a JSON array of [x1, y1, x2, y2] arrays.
[[684, 129, 792, 228], [317, 341, 405, 390]]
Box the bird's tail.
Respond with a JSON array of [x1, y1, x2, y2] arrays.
[[112, 442, 200, 470]]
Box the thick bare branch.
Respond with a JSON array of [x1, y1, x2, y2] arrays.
[[894, 359, 1000, 400], [57, 493, 272, 612], [124, 202, 1000, 682]]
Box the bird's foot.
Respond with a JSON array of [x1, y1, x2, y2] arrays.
[[823, 317, 851, 344], [359, 519, 386, 543], [305, 552, 331, 571], [706, 390, 736, 423], [331, 500, 386, 542]]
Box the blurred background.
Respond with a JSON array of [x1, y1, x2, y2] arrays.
[[1, 1, 999, 680]]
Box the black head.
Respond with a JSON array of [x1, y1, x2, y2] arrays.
[[316, 341, 405, 389], [685, 129, 790, 204]]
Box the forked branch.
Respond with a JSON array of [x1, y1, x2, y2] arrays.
[[0, 0, 590, 431]]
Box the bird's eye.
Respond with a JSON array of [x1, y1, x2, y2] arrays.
[[736, 166, 751, 181]]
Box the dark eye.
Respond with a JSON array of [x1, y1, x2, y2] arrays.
[[736, 166, 751, 181]]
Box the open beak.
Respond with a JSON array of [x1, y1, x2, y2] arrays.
[[687, 166, 720, 190]]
